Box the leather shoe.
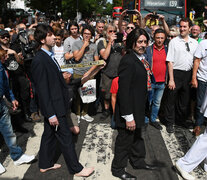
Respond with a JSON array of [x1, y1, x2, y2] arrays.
[[150, 122, 163, 130], [25, 114, 33, 122], [166, 125, 174, 133], [112, 171, 137, 180], [193, 126, 201, 136], [129, 161, 159, 170]]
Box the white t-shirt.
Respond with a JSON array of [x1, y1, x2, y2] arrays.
[[166, 35, 198, 71], [52, 44, 65, 66], [194, 39, 207, 82]]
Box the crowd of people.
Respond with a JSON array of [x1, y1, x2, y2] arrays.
[[1, 7, 207, 180]]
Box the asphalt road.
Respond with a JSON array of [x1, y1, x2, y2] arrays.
[[0, 110, 207, 180]]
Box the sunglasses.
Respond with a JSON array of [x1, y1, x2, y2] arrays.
[[168, 35, 176, 38], [185, 42, 190, 52], [0, 35, 10, 39], [127, 27, 134, 30], [108, 30, 116, 33]]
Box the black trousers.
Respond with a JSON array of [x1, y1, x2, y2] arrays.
[[164, 70, 191, 125], [39, 116, 83, 174], [111, 128, 146, 175]]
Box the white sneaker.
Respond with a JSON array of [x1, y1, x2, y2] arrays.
[[0, 163, 6, 175], [175, 162, 195, 180], [81, 114, 94, 122], [204, 163, 207, 172], [77, 115, 81, 124], [14, 154, 35, 166]]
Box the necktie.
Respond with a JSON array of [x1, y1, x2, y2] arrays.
[[140, 58, 152, 91]]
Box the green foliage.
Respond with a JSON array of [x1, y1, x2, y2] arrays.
[[25, 0, 112, 19], [113, 0, 122, 7]]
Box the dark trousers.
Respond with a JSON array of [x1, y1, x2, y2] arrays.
[[111, 128, 146, 175], [164, 70, 191, 125], [195, 80, 207, 126], [39, 116, 83, 174]]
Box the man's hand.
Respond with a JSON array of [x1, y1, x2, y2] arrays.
[[191, 78, 198, 88], [126, 120, 136, 131], [12, 100, 18, 111], [83, 40, 90, 48], [7, 49, 16, 55], [49, 116, 59, 126], [121, 9, 128, 18], [168, 80, 176, 90], [158, 14, 165, 21]]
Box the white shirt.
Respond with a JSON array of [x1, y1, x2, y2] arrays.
[[52, 44, 65, 66], [166, 35, 198, 71], [194, 39, 207, 82]]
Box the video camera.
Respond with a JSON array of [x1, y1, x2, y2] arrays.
[[18, 29, 37, 61]]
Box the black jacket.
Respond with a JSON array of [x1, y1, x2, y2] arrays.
[[115, 50, 147, 128], [31, 50, 69, 119]]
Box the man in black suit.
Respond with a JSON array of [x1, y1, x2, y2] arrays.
[[31, 24, 94, 177], [111, 28, 159, 180]]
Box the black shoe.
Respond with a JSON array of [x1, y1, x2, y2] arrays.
[[150, 122, 163, 130], [112, 171, 137, 180], [129, 160, 159, 170], [14, 126, 29, 133], [100, 109, 110, 120], [25, 114, 33, 122], [142, 123, 148, 132], [166, 125, 174, 133]]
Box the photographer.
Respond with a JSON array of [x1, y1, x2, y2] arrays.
[[97, 23, 124, 120], [0, 27, 33, 123]]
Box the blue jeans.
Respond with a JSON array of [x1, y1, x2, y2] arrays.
[[151, 82, 165, 122], [0, 99, 23, 161], [195, 80, 207, 126], [145, 82, 165, 123]]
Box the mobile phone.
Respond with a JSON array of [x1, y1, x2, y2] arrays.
[[126, 10, 137, 15], [115, 33, 123, 43]]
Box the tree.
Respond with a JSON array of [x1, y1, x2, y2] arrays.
[[113, 0, 122, 7]]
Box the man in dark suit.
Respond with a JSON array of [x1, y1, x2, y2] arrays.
[[31, 24, 94, 177], [111, 28, 159, 180]]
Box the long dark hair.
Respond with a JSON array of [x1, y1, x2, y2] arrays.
[[126, 28, 149, 53]]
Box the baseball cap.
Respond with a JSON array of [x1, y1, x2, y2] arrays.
[[0, 30, 9, 37]]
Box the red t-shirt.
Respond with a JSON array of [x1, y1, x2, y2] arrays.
[[110, 77, 119, 94], [152, 45, 167, 82]]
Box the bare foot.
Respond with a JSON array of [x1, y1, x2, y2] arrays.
[[40, 164, 61, 173], [74, 167, 95, 177]]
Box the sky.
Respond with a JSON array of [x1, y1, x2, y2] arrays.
[[107, 0, 112, 3]]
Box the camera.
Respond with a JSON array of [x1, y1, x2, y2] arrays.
[[115, 33, 123, 43], [149, 12, 159, 19], [126, 10, 137, 15], [18, 30, 38, 61]]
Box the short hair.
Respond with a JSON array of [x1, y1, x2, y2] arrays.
[[126, 28, 149, 50], [81, 25, 95, 37], [68, 21, 79, 34], [34, 24, 54, 45], [179, 18, 192, 27], [96, 20, 105, 24], [154, 28, 166, 38], [55, 29, 64, 38]]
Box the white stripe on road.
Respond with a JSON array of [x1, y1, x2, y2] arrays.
[[160, 125, 207, 180], [1, 122, 43, 179], [74, 123, 119, 180]]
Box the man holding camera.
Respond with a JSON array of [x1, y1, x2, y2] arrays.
[[0, 28, 32, 124]]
